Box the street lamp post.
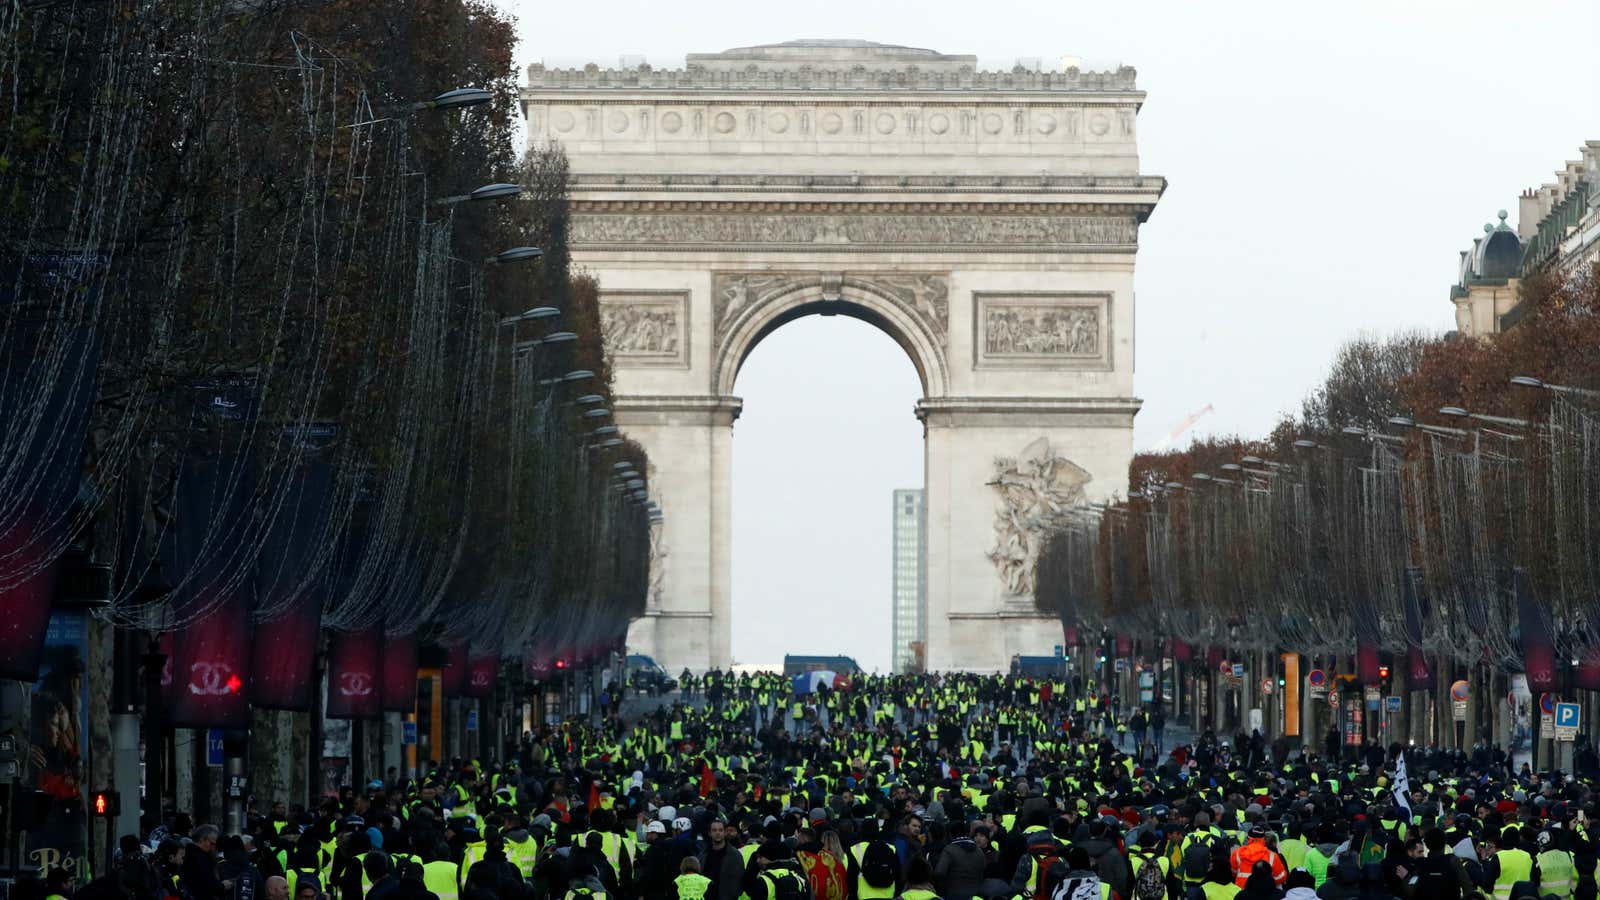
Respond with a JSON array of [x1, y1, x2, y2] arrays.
[[1510, 376, 1600, 399]]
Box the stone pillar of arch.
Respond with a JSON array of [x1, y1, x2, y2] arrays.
[[521, 40, 1164, 672]]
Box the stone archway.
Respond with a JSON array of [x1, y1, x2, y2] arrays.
[[523, 39, 1163, 671], [712, 273, 951, 398]]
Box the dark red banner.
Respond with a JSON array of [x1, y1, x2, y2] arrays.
[[0, 257, 103, 682], [381, 634, 418, 713], [326, 629, 382, 720], [464, 650, 497, 699], [1407, 647, 1432, 691], [168, 594, 252, 729], [1576, 645, 1600, 691], [1115, 633, 1133, 657], [1516, 571, 1557, 692], [250, 593, 320, 711], [1356, 643, 1381, 686], [441, 639, 467, 698], [1063, 624, 1079, 646], [0, 515, 61, 681], [1171, 639, 1193, 663], [1205, 645, 1224, 668]]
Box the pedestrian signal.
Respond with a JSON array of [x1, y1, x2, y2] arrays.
[[92, 790, 120, 817]]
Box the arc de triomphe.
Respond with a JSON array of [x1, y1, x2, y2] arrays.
[[520, 40, 1163, 672]]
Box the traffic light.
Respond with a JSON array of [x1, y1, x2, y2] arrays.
[[91, 790, 120, 817], [554, 659, 567, 670], [1378, 666, 1390, 680]]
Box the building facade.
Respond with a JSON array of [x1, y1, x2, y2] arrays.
[[1452, 140, 1600, 336], [523, 40, 1163, 671], [891, 489, 927, 672]]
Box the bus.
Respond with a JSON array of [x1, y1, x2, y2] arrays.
[[783, 654, 862, 677]]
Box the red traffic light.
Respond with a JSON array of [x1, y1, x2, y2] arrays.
[[92, 790, 119, 817], [1378, 666, 1390, 680], [554, 659, 567, 670]]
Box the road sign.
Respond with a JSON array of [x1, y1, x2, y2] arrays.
[[1054, 644, 1064, 659], [1328, 690, 1340, 709], [1555, 702, 1581, 741], [1261, 678, 1274, 695], [466, 709, 478, 731], [1541, 693, 1558, 731], [206, 729, 224, 767], [1307, 669, 1327, 695], [1450, 680, 1470, 721], [1231, 663, 1246, 678], [1385, 696, 1402, 712], [402, 722, 418, 745]]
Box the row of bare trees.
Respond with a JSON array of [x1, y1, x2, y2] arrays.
[[0, 0, 649, 699], [1035, 267, 1600, 691]]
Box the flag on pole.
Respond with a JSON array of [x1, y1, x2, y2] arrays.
[[1392, 753, 1412, 818]]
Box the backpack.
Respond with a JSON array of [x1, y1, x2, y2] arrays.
[[1134, 854, 1168, 900], [1411, 854, 1463, 900], [1182, 841, 1213, 882], [763, 868, 813, 900], [1030, 846, 1065, 895], [861, 841, 901, 889], [1051, 873, 1103, 900]]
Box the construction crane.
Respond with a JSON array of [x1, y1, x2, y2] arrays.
[[1148, 403, 1214, 452]]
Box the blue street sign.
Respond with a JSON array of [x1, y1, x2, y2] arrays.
[[1053, 645, 1064, 658], [402, 722, 418, 745], [466, 709, 479, 731], [1385, 696, 1402, 712], [206, 729, 225, 767], [1556, 702, 1581, 729]]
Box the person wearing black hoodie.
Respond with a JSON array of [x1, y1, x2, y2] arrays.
[[215, 836, 261, 900], [932, 821, 987, 900], [1318, 861, 1364, 900], [117, 837, 163, 900], [1080, 818, 1133, 900]]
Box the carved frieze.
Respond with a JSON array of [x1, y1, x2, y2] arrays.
[[525, 61, 1139, 93], [599, 291, 688, 367], [711, 271, 948, 346], [974, 293, 1112, 370], [987, 437, 1092, 597], [571, 213, 1136, 250]]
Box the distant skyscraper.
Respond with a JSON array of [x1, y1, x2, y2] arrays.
[[891, 489, 927, 673]]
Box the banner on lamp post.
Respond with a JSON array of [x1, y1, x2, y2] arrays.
[[441, 638, 468, 698], [464, 651, 497, 700], [168, 594, 252, 730], [326, 629, 383, 721], [381, 635, 418, 713]]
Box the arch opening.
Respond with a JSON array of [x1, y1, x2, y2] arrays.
[[713, 282, 949, 400], [729, 313, 925, 673]]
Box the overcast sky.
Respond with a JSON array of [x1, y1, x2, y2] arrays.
[[504, 0, 1600, 672]]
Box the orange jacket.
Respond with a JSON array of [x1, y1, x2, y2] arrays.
[[1230, 838, 1288, 888]]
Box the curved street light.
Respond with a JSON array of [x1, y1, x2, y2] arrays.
[[1510, 376, 1600, 398], [415, 87, 494, 111], [490, 246, 543, 265]]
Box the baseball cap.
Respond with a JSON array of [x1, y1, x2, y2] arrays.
[[673, 817, 692, 832], [646, 821, 667, 835]]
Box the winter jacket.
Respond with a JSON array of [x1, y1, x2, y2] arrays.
[[933, 838, 988, 900]]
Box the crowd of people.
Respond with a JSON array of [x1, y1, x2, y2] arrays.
[[18, 671, 1600, 900]]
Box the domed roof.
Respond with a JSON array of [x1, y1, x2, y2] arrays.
[[688, 40, 973, 70], [1474, 211, 1523, 281], [728, 39, 939, 55]]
